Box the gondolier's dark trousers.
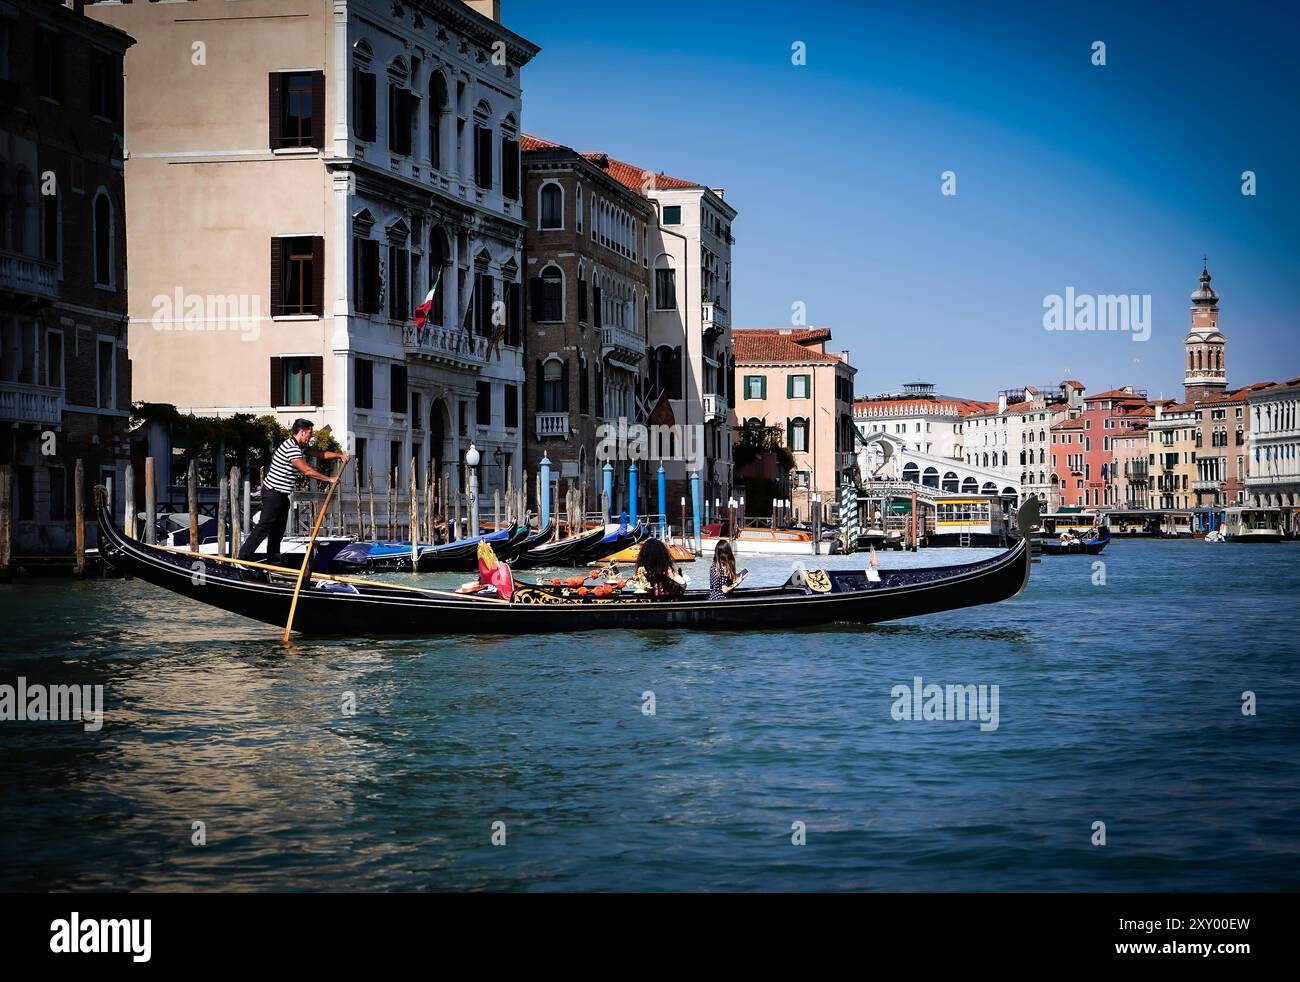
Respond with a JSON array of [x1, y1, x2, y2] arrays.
[[238, 488, 291, 564]]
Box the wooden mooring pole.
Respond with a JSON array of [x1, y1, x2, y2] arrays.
[[144, 457, 157, 545], [74, 459, 85, 577], [187, 459, 198, 552], [124, 463, 136, 540], [0, 464, 12, 581]]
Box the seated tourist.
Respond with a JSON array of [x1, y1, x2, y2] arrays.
[[708, 540, 747, 599], [636, 537, 687, 600]]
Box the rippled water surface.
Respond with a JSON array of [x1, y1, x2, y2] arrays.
[[2, 540, 1298, 891]]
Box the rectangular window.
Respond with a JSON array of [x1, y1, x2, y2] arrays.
[[788, 374, 810, 399], [96, 339, 114, 409], [42, 190, 58, 263], [476, 380, 491, 426], [272, 236, 323, 316], [502, 136, 519, 200], [48, 466, 67, 522], [390, 364, 407, 414], [388, 245, 409, 321], [389, 85, 415, 155], [654, 268, 676, 310], [474, 124, 493, 189], [744, 375, 766, 400], [354, 437, 367, 480], [270, 71, 324, 149], [15, 466, 33, 521], [578, 279, 588, 322], [474, 273, 495, 337], [355, 358, 373, 410], [36, 30, 62, 101], [281, 356, 314, 406], [390, 441, 402, 483], [504, 384, 518, 428], [353, 237, 381, 314], [46, 331, 63, 388], [90, 49, 116, 120], [353, 69, 376, 142], [662, 205, 681, 225]]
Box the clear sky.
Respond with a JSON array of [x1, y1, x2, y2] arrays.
[[506, 0, 1298, 400]]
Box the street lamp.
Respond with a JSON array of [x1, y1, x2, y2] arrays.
[[465, 443, 480, 537]]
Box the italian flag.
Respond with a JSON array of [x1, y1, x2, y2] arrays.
[[413, 272, 441, 328]]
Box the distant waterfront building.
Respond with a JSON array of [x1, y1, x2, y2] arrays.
[[1111, 426, 1150, 509], [732, 328, 855, 514], [88, 0, 539, 503], [519, 133, 654, 511], [1, 2, 134, 556], [853, 382, 990, 461], [1051, 386, 1149, 509], [1245, 376, 1300, 521], [962, 381, 1082, 507], [1147, 402, 1199, 511], [576, 153, 738, 508]]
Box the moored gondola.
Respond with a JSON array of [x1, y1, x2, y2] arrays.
[[511, 523, 607, 569], [1039, 526, 1110, 556], [415, 524, 530, 572], [95, 488, 1038, 636]]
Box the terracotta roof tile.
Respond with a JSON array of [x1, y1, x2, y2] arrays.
[[733, 328, 843, 365], [579, 152, 702, 191], [521, 133, 566, 152]]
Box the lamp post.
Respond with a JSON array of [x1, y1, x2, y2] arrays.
[[465, 443, 480, 537]]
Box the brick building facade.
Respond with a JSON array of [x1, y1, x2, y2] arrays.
[[0, 1, 133, 557]]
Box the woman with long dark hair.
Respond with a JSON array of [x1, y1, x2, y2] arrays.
[[636, 537, 687, 599], [708, 540, 746, 600]]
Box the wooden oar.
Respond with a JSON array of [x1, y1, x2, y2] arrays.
[[156, 545, 507, 602], [283, 461, 350, 644]]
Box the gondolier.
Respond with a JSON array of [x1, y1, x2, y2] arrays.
[[239, 419, 348, 565]]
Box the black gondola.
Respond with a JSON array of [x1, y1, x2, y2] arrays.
[[414, 524, 530, 572], [1039, 526, 1110, 556], [94, 489, 1038, 636], [570, 522, 648, 565], [511, 524, 608, 569]]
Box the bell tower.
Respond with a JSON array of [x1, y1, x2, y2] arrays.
[[1184, 258, 1226, 403]]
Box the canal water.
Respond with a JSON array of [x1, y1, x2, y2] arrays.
[[1, 539, 1297, 892]]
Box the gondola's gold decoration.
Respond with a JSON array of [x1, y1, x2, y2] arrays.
[[511, 586, 653, 606], [804, 569, 832, 593]]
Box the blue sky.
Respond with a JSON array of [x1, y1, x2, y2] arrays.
[[507, 0, 1299, 400]]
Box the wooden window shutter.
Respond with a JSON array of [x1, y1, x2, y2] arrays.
[[310, 357, 323, 407], [269, 357, 283, 407], [268, 73, 283, 148], [529, 277, 543, 322], [787, 374, 795, 399], [310, 71, 326, 149], [593, 286, 602, 328], [535, 360, 544, 411], [269, 237, 284, 317], [560, 358, 571, 412], [310, 236, 324, 315], [360, 72, 377, 142], [578, 279, 587, 322], [760, 375, 767, 400]]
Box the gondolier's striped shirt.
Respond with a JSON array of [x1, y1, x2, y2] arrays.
[[263, 438, 304, 494]]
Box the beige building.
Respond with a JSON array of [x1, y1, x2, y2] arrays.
[[88, 0, 538, 501], [732, 328, 855, 515], [1148, 402, 1199, 511]]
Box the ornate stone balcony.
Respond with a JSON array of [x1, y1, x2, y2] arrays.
[[402, 324, 486, 370], [0, 250, 59, 303], [0, 380, 63, 428]]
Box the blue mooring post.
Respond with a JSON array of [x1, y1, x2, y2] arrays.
[[628, 462, 638, 526], [602, 460, 614, 524], [690, 470, 702, 554], [657, 465, 667, 538], [540, 453, 551, 528]]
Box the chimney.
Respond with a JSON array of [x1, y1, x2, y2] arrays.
[[840, 349, 850, 364], [711, 187, 726, 200], [464, 0, 501, 22], [998, 393, 1008, 414]]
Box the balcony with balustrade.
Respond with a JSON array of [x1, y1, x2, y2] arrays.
[[0, 250, 59, 303], [535, 412, 570, 440], [702, 392, 728, 422], [0, 380, 64, 428], [402, 324, 486, 370], [600, 324, 645, 363], [701, 301, 728, 341]]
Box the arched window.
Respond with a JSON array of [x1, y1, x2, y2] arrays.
[[13, 167, 37, 256], [428, 72, 448, 170], [961, 477, 978, 494], [981, 482, 998, 495], [788, 417, 810, 454], [93, 189, 113, 287], [536, 264, 563, 321], [902, 462, 920, 484], [539, 182, 563, 229], [539, 356, 568, 413], [576, 185, 583, 233], [942, 472, 959, 492], [922, 466, 939, 488]]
